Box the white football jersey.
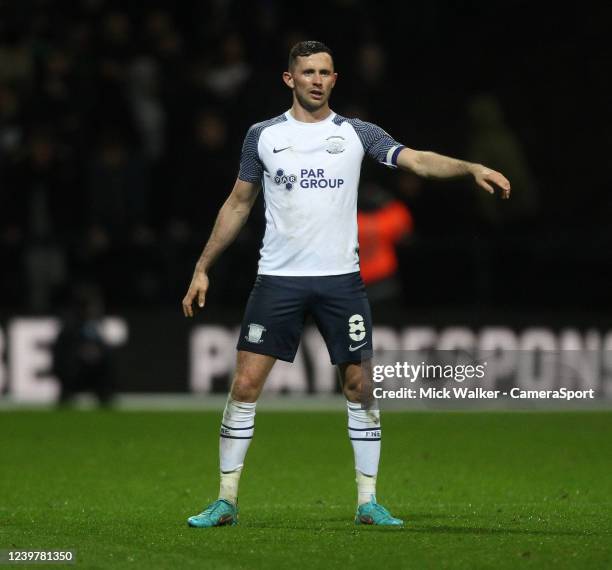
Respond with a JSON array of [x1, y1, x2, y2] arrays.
[[238, 110, 405, 276]]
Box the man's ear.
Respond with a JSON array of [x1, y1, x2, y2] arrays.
[[282, 71, 294, 89]]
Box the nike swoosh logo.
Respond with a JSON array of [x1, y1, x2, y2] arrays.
[[349, 342, 367, 352], [273, 146, 292, 153]]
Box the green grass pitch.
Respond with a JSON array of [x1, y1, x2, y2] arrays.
[[1, 410, 611, 569]]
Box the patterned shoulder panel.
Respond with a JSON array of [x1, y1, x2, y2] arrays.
[[333, 114, 404, 167], [238, 114, 287, 183]]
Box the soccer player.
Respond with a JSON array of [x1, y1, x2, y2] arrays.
[[182, 41, 510, 528]]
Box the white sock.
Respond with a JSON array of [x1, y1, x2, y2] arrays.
[[356, 470, 377, 506], [347, 400, 381, 505], [219, 467, 242, 505], [218, 398, 256, 504]]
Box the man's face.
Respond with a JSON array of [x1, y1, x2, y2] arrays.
[[283, 52, 337, 111]]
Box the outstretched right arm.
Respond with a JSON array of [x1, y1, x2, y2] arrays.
[[182, 178, 260, 317]]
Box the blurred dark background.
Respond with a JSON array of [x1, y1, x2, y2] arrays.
[[1, 0, 610, 316]]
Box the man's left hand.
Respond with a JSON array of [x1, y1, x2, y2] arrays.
[[471, 165, 511, 199]]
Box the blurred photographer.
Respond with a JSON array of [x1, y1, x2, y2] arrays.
[[52, 284, 114, 407]]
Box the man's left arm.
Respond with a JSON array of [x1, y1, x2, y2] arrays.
[[396, 147, 511, 199]]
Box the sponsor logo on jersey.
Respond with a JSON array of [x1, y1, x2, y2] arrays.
[[273, 146, 292, 153], [348, 314, 366, 342], [246, 323, 266, 344], [300, 168, 344, 189], [273, 168, 297, 190], [326, 136, 346, 154]]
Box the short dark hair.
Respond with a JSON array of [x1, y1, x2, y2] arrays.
[[288, 40, 333, 70]]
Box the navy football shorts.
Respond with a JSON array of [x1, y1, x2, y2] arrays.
[[236, 272, 373, 365]]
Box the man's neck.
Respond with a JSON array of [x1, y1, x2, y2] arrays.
[[289, 102, 332, 123]]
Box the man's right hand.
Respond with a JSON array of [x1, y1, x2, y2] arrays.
[[182, 271, 209, 317]]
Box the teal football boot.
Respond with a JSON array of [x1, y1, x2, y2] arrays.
[[355, 496, 403, 526], [187, 499, 238, 528]]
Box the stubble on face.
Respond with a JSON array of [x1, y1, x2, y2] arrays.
[[294, 88, 328, 112]]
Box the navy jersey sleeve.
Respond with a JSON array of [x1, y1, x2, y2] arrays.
[[348, 119, 405, 168], [238, 125, 263, 183]]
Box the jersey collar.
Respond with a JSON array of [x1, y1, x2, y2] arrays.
[[285, 109, 336, 126]]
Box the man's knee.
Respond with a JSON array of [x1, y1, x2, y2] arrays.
[[230, 373, 262, 402], [341, 368, 364, 402], [340, 362, 374, 403], [229, 351, 276, 402], [342, 379, 362, 402]]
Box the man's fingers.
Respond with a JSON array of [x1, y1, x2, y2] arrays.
[[489, 172, 511, 199], [182, 291, 195, 318], [182, 275, 209, 318], [480, 171, 511, 199], [497, 176, 511, 199], [493, 179, 511, 199], [479, 179, 494, 194]]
